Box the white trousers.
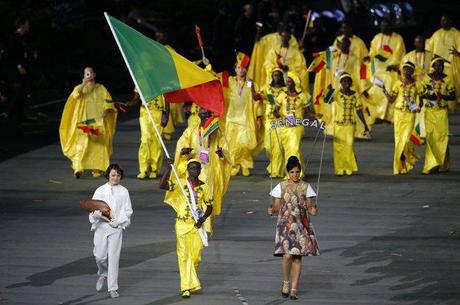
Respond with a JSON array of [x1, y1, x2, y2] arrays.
[[93, 223, 123, 291]]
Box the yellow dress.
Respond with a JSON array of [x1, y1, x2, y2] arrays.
[[263, 46, 309, 92], [314, 51, 371, 137], [224, 76, 261, 172], [367, 32, 406, 122], [174, 124, 232, 219], [402, 50, 435, 139], [59, 83, 117, 174], [259, 85, 286, 177], [426, 27, 460, 111], [164, 177, 213, 293], [276, 91, 311, 174], [391, 80, 423, 174], [138, 95, 166, 176], [421, 75, 454, 173], [248, 32, 298, 88], [332, 91, 362, 175]]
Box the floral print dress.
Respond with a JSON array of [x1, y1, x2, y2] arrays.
[[270, 180, 320, 256]]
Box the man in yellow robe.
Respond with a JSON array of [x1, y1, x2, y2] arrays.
[[173, 108, 231, 219], [225, 53, 263, 176], [426, 15, 460, 111], [263, 29, 308, 92], [366, 19, 406, 123], [403, 35, 434, 140], [333, 21, 368, 61], [248, 22, 298, 88], [160, 159, 213, 298], [127, 90, 169, 179], [59, 67, 117, 178]]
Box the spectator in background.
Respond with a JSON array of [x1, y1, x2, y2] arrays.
[[211, 1, 235, 71], [234, 3, 257, 55]]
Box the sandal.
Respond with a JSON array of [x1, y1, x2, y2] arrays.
[[281, 280, 289, 298], [290, 288, 298, 300]]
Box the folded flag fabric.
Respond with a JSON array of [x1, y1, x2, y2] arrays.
[[324, 87, 336, 104], [77, 118, 102, 136], [410, 123, 422, 145], [375, 44, 393, 62], [202, 116, 219, 138], [105, 14, 224, 114], [307, 52, 326, 73]]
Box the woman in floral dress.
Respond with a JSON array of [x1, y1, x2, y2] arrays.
[[268, 156, 320, 300]]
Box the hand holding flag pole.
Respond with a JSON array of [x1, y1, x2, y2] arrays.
[[299, 10, 312, 50]]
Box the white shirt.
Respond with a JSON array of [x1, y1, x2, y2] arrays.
[[89, 183, 133, 230], [269, 182, 316, 198]]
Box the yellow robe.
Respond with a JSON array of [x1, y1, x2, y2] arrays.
[[334, 34, 369, 60], [402, 50, 435, 139], [59, 83, 117, 173], [138, 96, 166, 175], [248, 32, 298, 88], [224, 77, 261, 171], [164, 178, 213, 292], [264, 46, 309, 92], [259, 85, 286, 177], [367, 32, 406, 122], [332, 91, 362, 175], [421, 75, 454, 173], [276, 91, 311, 174], [426, 27, 460, 110], [391, 80, 423, 174], [174, 124, 232, 217]]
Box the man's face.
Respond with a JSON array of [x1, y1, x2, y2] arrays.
[[403, 66, 414, 79], [187, 162, 201, 178], [380, 21, 391, 34], [340, 23, 352, 36], [281, 31, 290, 46], [414, 36, 425, 51], [199, 108, 211, 122], [339, 38, 350, 54], [441, 16, 452, 29], [235, 65, 247, 78]]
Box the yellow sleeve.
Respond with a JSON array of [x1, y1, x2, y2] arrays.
[[164, 177, 182, 213], [369, 35, 379, 58], [355, 94, 363, 109], [389, 35, 406, 66], [174, 126, 194, 178]]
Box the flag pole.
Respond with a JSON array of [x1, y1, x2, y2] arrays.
[[104, 12, 208, 246]]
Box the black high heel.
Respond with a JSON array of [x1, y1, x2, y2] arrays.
[[281, 280, 289, 298], [290, 288, 298, 300]]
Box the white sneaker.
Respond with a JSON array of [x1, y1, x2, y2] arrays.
[[109, 290, 119, 298], [96, 276, 105, 292]]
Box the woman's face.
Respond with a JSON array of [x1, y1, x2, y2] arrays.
[[108, 169, 121, 186], [283, 239, 290, 251], [272, 71, 284, 84], [235, 65, 247, 78], [286, 77, 295, 90], [433, 61, 444, 73], [288, 166, 301, 182]]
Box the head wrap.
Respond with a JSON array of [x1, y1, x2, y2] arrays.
[[236, 52, 251, 69], [286, 71, 302, 92], [186, 158, 201, 167], [402, 61, 416, 70], [431, 56, 445, 67], [338, 71, 352, 82]]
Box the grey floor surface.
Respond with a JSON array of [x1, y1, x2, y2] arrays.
[[1, 114, 459, 305]]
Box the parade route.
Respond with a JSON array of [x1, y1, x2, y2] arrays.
[[1, 114, 459, 305]]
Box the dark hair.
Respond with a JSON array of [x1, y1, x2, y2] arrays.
[[15, 17, 29, 28], [286, 156, 301, 172], [105, 163, 124, 179]]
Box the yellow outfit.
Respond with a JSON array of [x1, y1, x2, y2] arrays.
[[367, 32, 406, 122], [264, 46, 309, 92], [248, 32, 298, 88], [138, 95, 166, 177], [59, 83, 117, 174], [224, 76, 261, 174], [334, 34, 369, 60], [164, 177, 213, 293], [332, 91, 363, 175], [259, 84, 286, 177], [422, 75, 454, 173], [276, 90, 311, 174], [174, 124, 231, 218], [187, 103, 201, 128], [426, 27, 460, 111], [391, 80, 423, 174], [402, 50, 435, 139], [314, 51, 371, 137]]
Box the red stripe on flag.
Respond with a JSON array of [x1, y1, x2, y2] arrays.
[[314, 89, 324, 105], [360, 63, 367, 80], [383, 44, 393, 54], [221, 71, 229, 88], [164, 80, 224, 114], [311, 60, 326, 73], [195, 25, 203, 48], [410, 134, 421, 145]]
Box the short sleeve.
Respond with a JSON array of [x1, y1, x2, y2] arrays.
[[306, 184, 316, 198], [270, 183, 282, 198], [202, 185, 214, 206]]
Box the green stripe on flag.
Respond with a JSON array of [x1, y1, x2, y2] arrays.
[[108, 16, 181, 101], [326, 48, 332, 70]]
